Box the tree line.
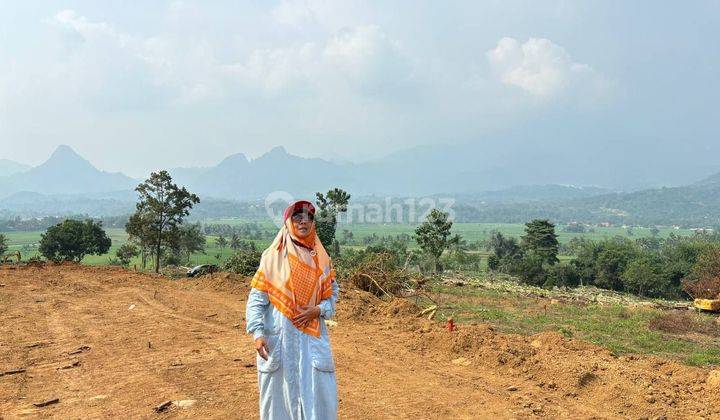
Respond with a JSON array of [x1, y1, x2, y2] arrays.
[[14, 175, 720, 302], [485, 220, 720, 300]]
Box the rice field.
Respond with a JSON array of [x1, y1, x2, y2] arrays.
[[1, 221, 696, 268]]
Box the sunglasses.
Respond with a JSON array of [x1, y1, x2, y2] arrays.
[[291, 212, 315, 222]]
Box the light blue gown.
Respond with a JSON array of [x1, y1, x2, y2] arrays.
[[245, 269, 340, 420]]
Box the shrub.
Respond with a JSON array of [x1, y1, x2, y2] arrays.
[[345, 252, 419, 297], [107, 257, 123, 266], [681, 248, 720, 299], [161, 252, 183, 267], [0, 233, 8, 255], [223, 248, 262, 276], [622, 257, 664, 297], [544, 264, 581, 288], [507, 252, 546, 286], [116, 243, 139, 267], [487, 254, 500, 271], [651, 312, 720, 337], [441, 250, 482, 272]]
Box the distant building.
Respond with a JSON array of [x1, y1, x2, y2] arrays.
[[690, 228, 714, 233]]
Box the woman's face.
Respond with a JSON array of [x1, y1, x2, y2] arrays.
[[291, 212, 314, 238]]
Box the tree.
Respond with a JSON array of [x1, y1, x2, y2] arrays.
[[661, 238, 714, 298], [443, 233, 480, 271], [544, 264, 581, 288], [681, 247, 720, 299], [126, 171, 200, 273], [593, 238, 638, 291], [169, 223, 206, 263], [487, 232, 521, 260], [125, 213, 155, 270], [230, 233, 241, 250], [521, 219, 559, 265], [341, 229, 354, 245], [39, 219, 111, 262], [507, 252, 547, 286], [415, 209, 453, 273], [622, 257, 663, 297], [0, 233, 7, 256], [116, 243, 139, 268], [315, 188, 351, 247], [486, 232, 524, 273], [447, 233, 467, 253], [216, 235, 228, 249], [487, 254, 500, 270]]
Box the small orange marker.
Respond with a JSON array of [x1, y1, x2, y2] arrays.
[[447, 317, 455, 332]]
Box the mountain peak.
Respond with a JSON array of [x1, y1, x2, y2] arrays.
[[35, 144, 98, 176], [266, 146, 288, 156], [217, 152, 249, 167], [252, 146, 292, 164], [2, 144, 137, 197], [47, 144, 88, 164]]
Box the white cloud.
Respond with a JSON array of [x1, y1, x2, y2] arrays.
[[323, 25, 411, 93], [271, 0, 369, 32], [272, 0, 317, 28], [486, 37, 598, 97], [33, 10, 412, 108]]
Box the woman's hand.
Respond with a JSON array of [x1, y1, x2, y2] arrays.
[[255, 337, 269, 360], [292, 305, 320, 328]]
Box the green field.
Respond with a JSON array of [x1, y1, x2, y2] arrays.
[[335, 222, 691, 245], [1, 221, 695, 269]]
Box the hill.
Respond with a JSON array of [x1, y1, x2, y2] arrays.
[[173, 146, 353, 199], [0, 146, 137, 199], [0, 159, 31, 177]]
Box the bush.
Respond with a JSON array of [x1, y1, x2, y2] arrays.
[[544, 264, 581, 288], [572, 237, 638, 291], [345, 252, 420, 297], [441, 250, 481, 272], [107, 257, 123, 266], [487, 254, 500, 271], [39, 219, 111, 262], [161, 252, 184, 267], [682, 248, 720, 299], [116, 243, 139, 267], [622, 257, 664, 297], [0, 233, 8, 256], [507, 252, 546, 286], [223, 248, 262, 276]]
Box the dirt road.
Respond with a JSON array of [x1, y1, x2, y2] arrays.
[[1, 264, 718, 418]]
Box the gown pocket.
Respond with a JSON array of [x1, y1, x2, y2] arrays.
[[257, 333, 281, 373], [310, 335, 335, 372]]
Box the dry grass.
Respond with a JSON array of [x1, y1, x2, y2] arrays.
[[650, 311, 720, 337]]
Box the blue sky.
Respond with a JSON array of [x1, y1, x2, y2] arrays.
[[1, 1, 718, 181]]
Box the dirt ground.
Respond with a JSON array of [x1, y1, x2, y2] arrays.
[[1, 263, 719, 419]]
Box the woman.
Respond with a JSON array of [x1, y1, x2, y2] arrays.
[[245, 200, 339, 420]]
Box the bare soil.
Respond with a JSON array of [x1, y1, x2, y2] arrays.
[[1, 263, 719, 419]]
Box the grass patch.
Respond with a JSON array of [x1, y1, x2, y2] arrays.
[[434, 283, 720, 366]]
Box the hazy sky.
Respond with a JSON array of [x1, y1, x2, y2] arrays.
[[1, 1, 719, 178]]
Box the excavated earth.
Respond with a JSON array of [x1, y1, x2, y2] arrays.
[[1, 263, 719, 419]]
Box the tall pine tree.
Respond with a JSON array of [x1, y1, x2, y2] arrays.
[[521, 219, 559, 265]]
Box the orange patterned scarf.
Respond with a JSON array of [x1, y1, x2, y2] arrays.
[[250, 218, 335, 337]]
